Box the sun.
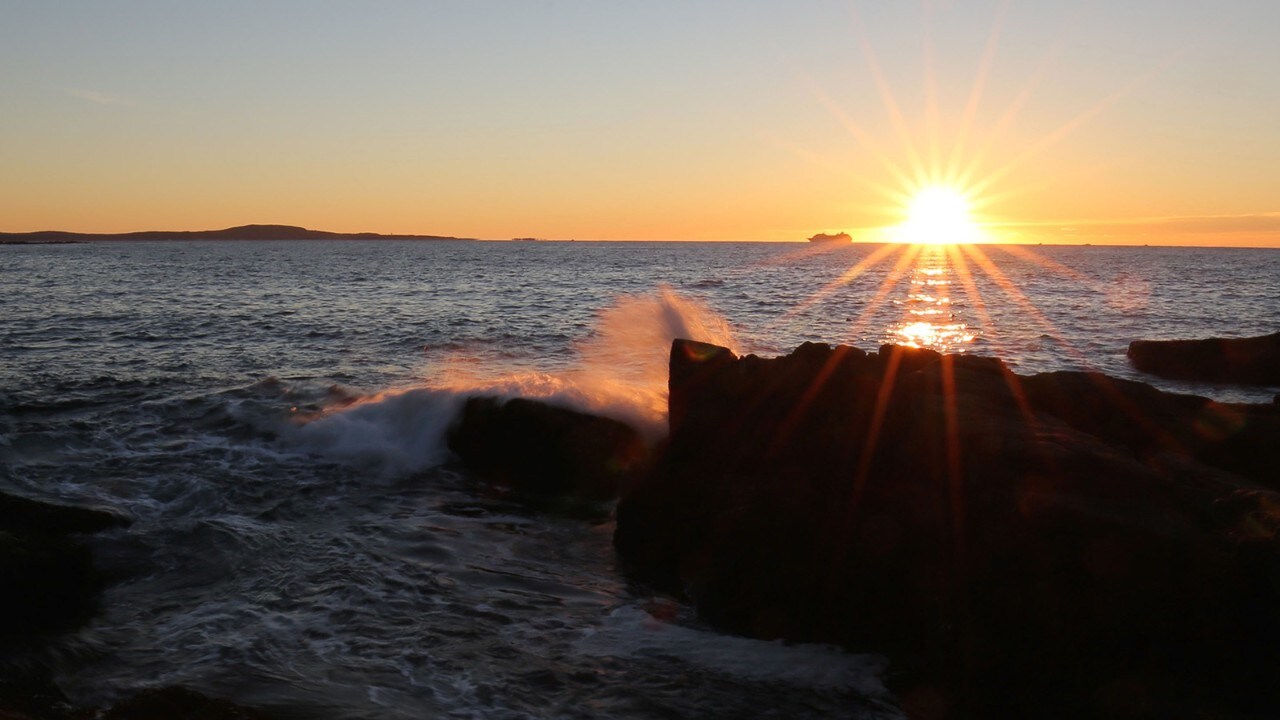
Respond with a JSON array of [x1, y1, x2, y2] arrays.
[[892, 187, 984, 245]]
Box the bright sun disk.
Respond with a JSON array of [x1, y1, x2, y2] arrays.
[[893, 187, 982, 245]]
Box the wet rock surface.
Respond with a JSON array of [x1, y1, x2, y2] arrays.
[[447, 395, 649, 500], [95, 686, 276, 720], [1128, 332, 1280, 385], [0, 493, 130, 640], [0, 497, 270, 720], [0, 672, 275, 720], [616, 339, 1280, 719]]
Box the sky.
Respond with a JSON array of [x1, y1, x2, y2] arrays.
[[2, 1, 1279, 245]]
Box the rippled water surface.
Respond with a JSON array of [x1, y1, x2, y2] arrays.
[[2, 240, 1278, 718]]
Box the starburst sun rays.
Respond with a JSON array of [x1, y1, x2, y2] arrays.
[[743, 3, 1187, 539], [771, 0, 1171, 361]]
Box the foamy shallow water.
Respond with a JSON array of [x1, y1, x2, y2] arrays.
[[2, 240, 1277, 717]]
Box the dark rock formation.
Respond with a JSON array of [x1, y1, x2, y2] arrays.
[[0, 676, 274, 720], [98, 686, 275, 720], [446, 396, 648, 500], [1128, 332, 1280, 385], [0, 498, 272, 720], [0, 493, 130, 537], [0, 492, 130, 640], [616, 339, 1280, 719], [0, 667, 75, 719]]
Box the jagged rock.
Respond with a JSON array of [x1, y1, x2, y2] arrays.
[[446, 396, 648, 500], [616, 339, 1280, 719], [1128, 332, 1280, 385]]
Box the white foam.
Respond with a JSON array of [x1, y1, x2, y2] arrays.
[[429, 285, 736, 439], [577, 605, 895, 698], [291, 388, 464, 476], [288, 286, 736, 475]]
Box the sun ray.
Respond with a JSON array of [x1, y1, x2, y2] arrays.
[[846, 4, 930, 185], [930, 248, 966, 514], [768, 244, 922, 451], [954, 23, 1074, 190], [777, 242, 904, 322], [922, 0, 942, 181], [968, 51, 1184, 199], [756, 129, 920, 226], [944, 244, 1041, 423], [945, 0, 1011, 187], [852, 344, 905, 493], [958, 244, 1072, 346], [749, 241, 859, 269], [940, 352, 966, 552], [759, 131, 853, 175], [847, 242, 925, 339], [941, 247, 1068, 512], [767, 343, 864, 455], [798, 73, 919, 197], [990, 244, 1095, 286], [940, 243, 993, 353], [958, 244, 1191, 453]]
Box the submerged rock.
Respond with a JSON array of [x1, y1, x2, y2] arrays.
[[616, 339, 1280, 718], [0, 676, 275, 720], [0, 492, 130, 641], [0, 497, 273, 720], [0, 493, 130, 537], [446, 396, 648, 500], [98, 686, 275, 720], [1128, 332, 1280, 385]]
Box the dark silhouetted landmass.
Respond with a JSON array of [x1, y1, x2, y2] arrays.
[[608, 339, 1280, 719], [0, 224, 475, 244]]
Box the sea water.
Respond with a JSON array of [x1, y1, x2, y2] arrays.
[[2, 240, 1277, 718]]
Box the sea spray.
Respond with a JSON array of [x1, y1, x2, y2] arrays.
[[577, 283, 736, 410], [292, 388, 464, 476], [292, 285, 735, 474], [573, 606, 892, 696], [433, 285, 735, 434]]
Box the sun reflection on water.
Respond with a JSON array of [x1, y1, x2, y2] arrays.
[[895, 320, 976, 351], [887, 245, 978, 353]]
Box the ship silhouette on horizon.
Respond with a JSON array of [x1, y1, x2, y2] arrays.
[[808, 231, 852, 243]]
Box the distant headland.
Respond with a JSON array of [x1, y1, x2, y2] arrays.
[[0, 224, 476, 244]]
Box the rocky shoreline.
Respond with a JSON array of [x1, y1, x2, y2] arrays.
[[8, 337, 1278, 719], [0, 493, 129, 641], [433, 338, 1280, 717], [0, 493, 276, 719], [610, 339, 1280, 719]]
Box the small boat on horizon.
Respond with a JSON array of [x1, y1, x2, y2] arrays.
[[808, 231, 852, 243]]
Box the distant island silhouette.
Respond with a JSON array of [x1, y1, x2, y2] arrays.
[[0, 224, 476, 244]]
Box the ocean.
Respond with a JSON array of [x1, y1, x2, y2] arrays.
[[2, 240, 1278, 718]]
